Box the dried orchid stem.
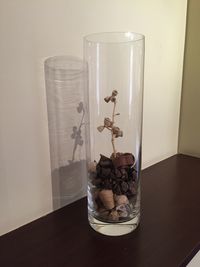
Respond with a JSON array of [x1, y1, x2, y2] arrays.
[[112, 100, 116, 123], [111, 100, 117, 158], [97, 90, 123, 158]]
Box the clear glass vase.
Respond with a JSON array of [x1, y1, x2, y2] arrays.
[[84, 32, 145, 236]]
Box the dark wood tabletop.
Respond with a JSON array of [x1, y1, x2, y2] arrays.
[[0, 154, 200, 267]]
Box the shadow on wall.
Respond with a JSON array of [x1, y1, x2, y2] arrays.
[[44, 56, 88, 210], [51, 159, 87, 209]]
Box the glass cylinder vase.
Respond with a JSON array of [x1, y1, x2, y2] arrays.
[[84, 32, 145, 236]]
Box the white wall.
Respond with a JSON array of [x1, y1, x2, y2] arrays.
[[0, 0, 187, 235]]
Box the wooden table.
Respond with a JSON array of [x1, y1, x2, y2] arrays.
[[0, 154, 200, 267]]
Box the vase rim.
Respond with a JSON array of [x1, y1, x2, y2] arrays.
[[84, 32, 144, 44]]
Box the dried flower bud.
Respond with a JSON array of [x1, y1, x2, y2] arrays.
[[104, 117, 113, 127], [115, 130, 123, 138], [104, 96, 111, 103], [97, 125, 105, 132], [112, 126, 120, 134], [112, 90, 118, 97], [110, 96, 116, 102], [112, 126, 123, 138]]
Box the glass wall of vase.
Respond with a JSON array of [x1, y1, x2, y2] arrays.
[[84, 32, 145, 236]]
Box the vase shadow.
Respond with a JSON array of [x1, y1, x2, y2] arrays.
[[51, 160, 87, 210], [44, 55, 88, 210]]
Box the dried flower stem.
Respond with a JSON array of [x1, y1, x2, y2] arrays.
[[97, 90, 123, 159], [111, 100, 117, 158]]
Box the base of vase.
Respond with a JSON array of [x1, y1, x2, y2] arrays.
[[88, 213, 140, 236]]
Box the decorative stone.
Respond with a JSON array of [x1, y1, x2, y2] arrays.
[[99, 189, 115, 210], [110, 152, 123, 160], [113, 184, 122, 195], [108, 172, 115, 181], [99, 154, 112, 168], [112, 153, 135, 168], [121, 171, 128, 180], [115, 169, 122, 178], [132, 168, 137, 181], [101, 167, 111, 178], [108, 210, 119, 221], [103, 179, 112, 190], [116, 204, 128, 218], [121, 181, 129, 193], [114, 194, 129, 206], [92, 178, 101, 187]]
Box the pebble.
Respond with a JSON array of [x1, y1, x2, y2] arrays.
[[99, 189, 115, 210], [116, 204, 130, 218], [121, 181, 129, 193], [114, 194, 129, 205], [92, 153, 138, 221], [108, 210, 119, 221]]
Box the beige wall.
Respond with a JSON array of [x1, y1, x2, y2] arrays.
[[0, 0, 187, 235], [179, 0, 200, 157]]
